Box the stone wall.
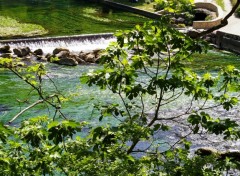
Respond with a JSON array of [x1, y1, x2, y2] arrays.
[[193, 2, 223, 29], [215, 31, 240, 54]]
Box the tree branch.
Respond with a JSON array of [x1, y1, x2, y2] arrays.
[[193, 0, 240, 38], [8, 99, 44, 124]]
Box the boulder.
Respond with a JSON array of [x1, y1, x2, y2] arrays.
[[75, 57, 86, 64], [33, 49, 43, 55], [21, 47, 31, 56], [56, 50, 70, 58], [0, 53, 12, 58], [56, 58, 78, 66], [53, 47, 70, 55], [195, 147, 219, 156], [54, 51, 78, 66], [79, 51, 88, 60], [92, 49, 102, 56], [0, 45, 11, 53], [85, 53, 96, 63], [13, 47, 31, 57], [13, 48, 22, 57], [186, 29, 200, 38], [45, 53, 53, 62], [36, 55, 46, 61]]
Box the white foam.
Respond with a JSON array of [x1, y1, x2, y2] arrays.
[[2, 37, 116, 54]]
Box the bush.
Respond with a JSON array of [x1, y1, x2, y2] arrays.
[[236, 7, 240, 17], [154, 0, 194, 13]]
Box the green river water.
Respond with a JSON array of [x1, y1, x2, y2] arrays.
[[0, 51, 240, 124], [0, 64, 122, 125], [0, 1, 240, 125]]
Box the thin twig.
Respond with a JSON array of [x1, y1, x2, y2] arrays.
[[9, 99, 44, 124]]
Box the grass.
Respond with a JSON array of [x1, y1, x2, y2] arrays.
[[0, 16, 48, 39], [112, 0, 155, 12]]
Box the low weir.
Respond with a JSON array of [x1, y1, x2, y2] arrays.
[[0, 33, 115, 54]]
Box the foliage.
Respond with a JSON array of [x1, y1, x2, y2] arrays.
[[154, 0, 194, 13], [1, 18, 240, 175], [215, 0, 225, 11]]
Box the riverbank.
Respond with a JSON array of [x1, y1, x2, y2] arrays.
[[0, 0, 148, 39], [0, 16, 48, 39]]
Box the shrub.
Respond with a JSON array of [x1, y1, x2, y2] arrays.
[[154, 0, 194, 13]]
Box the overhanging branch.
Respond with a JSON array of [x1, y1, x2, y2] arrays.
[[193, 0, 240, 38]]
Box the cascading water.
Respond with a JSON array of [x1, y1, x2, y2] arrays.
[[0, 33, 115, 54]]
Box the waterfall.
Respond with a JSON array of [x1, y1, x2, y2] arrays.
[[0, 33, 115, 54]]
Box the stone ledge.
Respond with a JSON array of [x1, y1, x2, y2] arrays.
[[193, 2, 224, 29]]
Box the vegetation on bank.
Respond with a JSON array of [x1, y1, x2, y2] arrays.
[[0, 1, 149, 39], [0, 16, 48, 39]]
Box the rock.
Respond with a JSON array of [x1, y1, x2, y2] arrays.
[[92, 49, 102, 56], [93, 49, 102, 60], [220, 150, 240, 161], [56, 58, 78, 66], [33, 49, 43, 55], [176, 17, 185, 24], [0, 53, 12, 58], [195, 147, 219, 156], [22, 56, 32, 62], [85, 53, 96, 63], [79, 51, 88, 60], [55, 50, 70, 58], [196, 147, 240, 162], [53, 47, 70, 55], [36, 55, 44, 61], [0, 45, 11, 53], [54, 51, 78, 66], [45, 53, 53, 62], [21, 47, 31, 56], [186, 29, 200, 38], [13, 47, 31, 57], [13, 48, 22, 57], [40, 57, 48, 62], [75, 57, 86, 64]]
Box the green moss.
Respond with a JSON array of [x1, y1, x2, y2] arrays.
[[0, 16, 48, 38], [185, 50, 240, 72]]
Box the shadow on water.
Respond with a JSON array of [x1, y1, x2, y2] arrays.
[[0, 0, 149, 38]]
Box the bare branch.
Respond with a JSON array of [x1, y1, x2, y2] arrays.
[[9, 99, 44, 124]]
